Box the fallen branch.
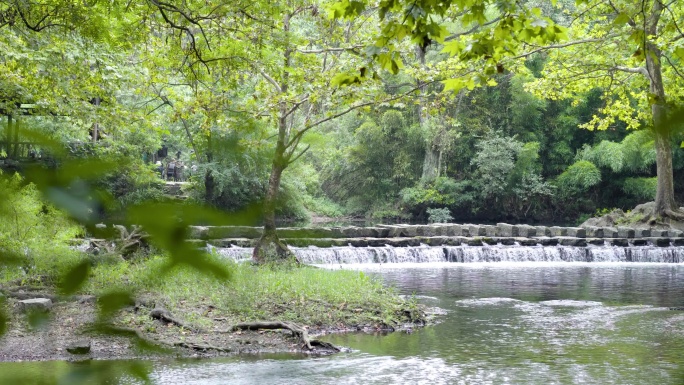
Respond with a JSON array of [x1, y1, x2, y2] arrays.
[[230, 321, 340, 352], [149, 307, 203, 333]]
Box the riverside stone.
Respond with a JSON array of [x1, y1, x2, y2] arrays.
[[651, 230, 669, 237], [444, 225, 461, 236], [497, 237, 516, 246], [632, 239, 648, 246], [466, 238, 484, 246], [587, 238, 605, 246], [66, 340, 91, 355], [17, 298, 52, 313], [673, 238, 684, 246]]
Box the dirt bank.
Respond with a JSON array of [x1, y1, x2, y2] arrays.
[[0, 291, 428, 362]]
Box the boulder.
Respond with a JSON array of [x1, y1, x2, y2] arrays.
[[601, 227, 619, 238], [66, 340, 91, 355], [668, 230, 684, 238], [516, 225, 537, 237], [536, 237, 558, 246], [17, 298, 52, 313]]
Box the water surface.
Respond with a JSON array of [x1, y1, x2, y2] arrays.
[[4, 262, 684, 384]]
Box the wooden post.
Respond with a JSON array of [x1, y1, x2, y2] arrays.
[[12, 116, 19, 159], [92, 97, 100, 142], [5, 114, 14, 159]]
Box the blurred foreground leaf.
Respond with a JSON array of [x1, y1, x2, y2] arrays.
[[59, 260, 91, 295]]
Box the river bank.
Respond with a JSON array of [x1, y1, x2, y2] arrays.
[[0, 255, 428, 362]]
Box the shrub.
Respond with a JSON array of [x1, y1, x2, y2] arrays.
[[426, 207, 453, 223]]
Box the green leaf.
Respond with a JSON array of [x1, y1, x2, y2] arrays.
[[98, 290, 135, 319], [59, 260, 91, 295]]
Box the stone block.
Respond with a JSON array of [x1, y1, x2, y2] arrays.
[[497, 237, 516, 246], [549, 226, 567, 237], [653, 238, 671, 247], [584, 226, 603, 238], [536, 237, 558, 246], [482, 237, 498, 245], [632, 239, 648, 246], [497, 223, 518, 237], [516, 225, 537, 237], [17, 298, 52, 313], [559, 237, 587, 247], [469, 225, 486, 237], [601, 227, 619, 238], [651, 229, 669, 237], [587, 238, 606, 246], [617, 227, 635, 238], [668, 230, 684, 238], [610, 238, 629, 247], [634, 228, 651, 237], [444, 224, 461, 236], [483, 225, 498, 237], [566, 227, 586, 238], [535, 226, 551, 237], [466, 238, 483, 246], [516, 238, 538, 246]]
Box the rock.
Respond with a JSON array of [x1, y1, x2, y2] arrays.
[[483, 225, 497, 237], [601, 227, 619, 238], [66, 340, 91, 355], [584, 226, 603, 238], [549, 226, 567, 237], [634, 228, 651, 237], [580, 208, 625, 228], [469, 225, 486, 237], [17, 298, 52, 313], [566, 227, 586, 238], [610, 238, 629, 247], [536, 237, 558, 246], [535, 226, 551, 237], [497, 223, 518, 237], [668, 230, 684, 238], [516, 225, 537, 237], [617, 227, 635, 238]]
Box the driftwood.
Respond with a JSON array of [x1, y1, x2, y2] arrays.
[[230, 321, 340, 352], [149, 307, 203, 333], [90, 225, 148, 258]]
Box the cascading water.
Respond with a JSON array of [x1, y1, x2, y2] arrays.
[[209, 244, 684, 264]]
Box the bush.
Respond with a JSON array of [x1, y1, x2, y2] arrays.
[[426, 207, 453, 223], [0, 173, 85, 283]]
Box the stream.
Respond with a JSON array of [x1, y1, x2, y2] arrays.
[[3, 259, 684, 384]]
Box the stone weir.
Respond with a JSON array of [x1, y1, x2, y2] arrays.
[[187, 223, 684, 249]]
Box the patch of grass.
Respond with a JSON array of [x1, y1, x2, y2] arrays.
[[85, 253, 415, 328]]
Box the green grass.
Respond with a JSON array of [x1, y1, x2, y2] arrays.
[[84, 252, 415, 328]]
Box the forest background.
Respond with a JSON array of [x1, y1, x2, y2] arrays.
[[1, 0, 683, 229]]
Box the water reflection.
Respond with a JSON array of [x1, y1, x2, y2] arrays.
[[4, 263, 684, 384]]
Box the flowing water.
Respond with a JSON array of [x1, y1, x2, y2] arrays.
[[5, 246, 684, 384]]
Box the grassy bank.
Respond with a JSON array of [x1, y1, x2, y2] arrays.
[[85, 252, 417, 330]]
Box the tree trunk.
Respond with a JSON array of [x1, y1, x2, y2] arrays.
[[252, 133, 296, 263], [645, 1, 682, 218], [416, 45, 440, 182], [252, 12, 298, 264], [204, 132, 215, 205]]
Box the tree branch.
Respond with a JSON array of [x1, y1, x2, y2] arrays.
[[259, 69, 282, 93]]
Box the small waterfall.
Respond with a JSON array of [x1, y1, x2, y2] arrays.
[[292, 245, 448, 264], [209, 244, 684, 264]]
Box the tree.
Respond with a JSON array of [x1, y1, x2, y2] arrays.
[[524, 0, 684, 219]]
